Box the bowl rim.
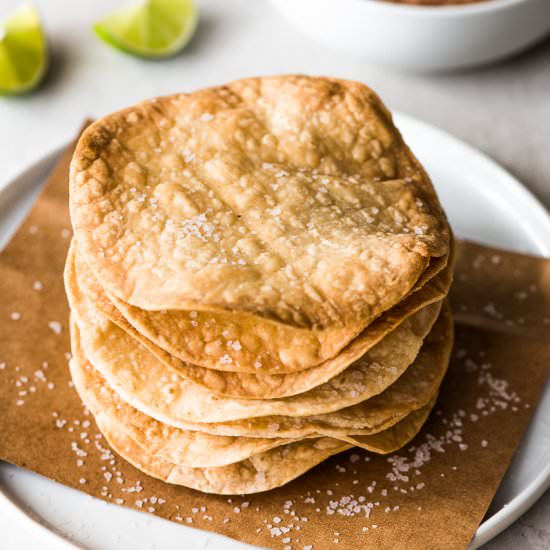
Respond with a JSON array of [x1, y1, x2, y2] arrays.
[[359, 0, 533, 17]]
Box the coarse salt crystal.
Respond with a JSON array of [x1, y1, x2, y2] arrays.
[[48, 321, 63, 334]]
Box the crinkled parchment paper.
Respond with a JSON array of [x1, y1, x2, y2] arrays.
[[1, 133, 549, 550]]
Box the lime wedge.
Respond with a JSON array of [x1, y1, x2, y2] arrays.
[[94, 0, 198, 59], [0, 3, 47, 95]]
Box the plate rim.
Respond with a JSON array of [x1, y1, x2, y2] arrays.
[[1, 113, 550, 549], [0, 488, 79, 550]]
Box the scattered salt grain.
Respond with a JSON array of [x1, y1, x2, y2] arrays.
[[48, 321, 63, 334]]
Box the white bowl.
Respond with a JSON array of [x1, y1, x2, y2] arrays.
[[269, 0, 550, 71]]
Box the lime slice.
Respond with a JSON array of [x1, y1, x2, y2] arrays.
[[94, 0, 198, 59], [0, 3, 47, 95]]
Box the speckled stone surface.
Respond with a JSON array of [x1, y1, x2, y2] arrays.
[[484, 490, 550, 550], [0, 1, 549, 548]]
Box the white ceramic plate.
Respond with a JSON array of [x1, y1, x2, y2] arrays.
[[1, 113, 550, 550]]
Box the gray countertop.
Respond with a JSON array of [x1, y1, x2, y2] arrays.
[[0, 0, 549, 548], [485, 490, 550, 550]]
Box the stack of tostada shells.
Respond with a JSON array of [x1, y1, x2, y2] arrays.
[[65, 75, 454, 495]]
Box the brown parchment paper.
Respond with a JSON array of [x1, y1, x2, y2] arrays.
[[1, 133, 550, 550]]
